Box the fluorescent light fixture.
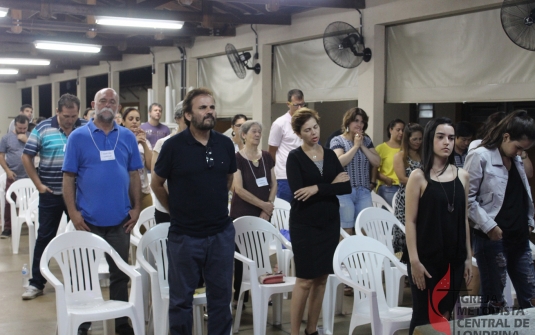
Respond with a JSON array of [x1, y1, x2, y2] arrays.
[[0, 7, 8, 17], [34, 40, 101, 53], [0, 58, 50, 66], [95, 16, 184, 29], [0, 69, 19, 75]]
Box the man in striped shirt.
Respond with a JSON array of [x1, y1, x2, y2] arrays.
[[21, 93, 87, 301]]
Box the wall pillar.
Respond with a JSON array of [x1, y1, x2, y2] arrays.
[[77, 77, 87, 111], [252, 44, 272, 150], [51, 81, 60, 113], [31, 85, 39, 117]]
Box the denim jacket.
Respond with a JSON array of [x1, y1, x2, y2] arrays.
[[465, 146, 535, 234]]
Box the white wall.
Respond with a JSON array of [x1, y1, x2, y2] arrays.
[[0, 83, 23, 135]]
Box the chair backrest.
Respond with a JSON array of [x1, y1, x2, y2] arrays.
[[271, 207, 290, 231], [40, 231, 116, 304], [234, 216, 289, 278], [133, 205, 157, 240], [6, 178, 36, 213], [334, 235, 404, 312], [355, 207, 405, 254], [25, 194, 39, 228], [136, 222, 170, 295], [370, 191, 394, 214], [273, 197, 291, 210]]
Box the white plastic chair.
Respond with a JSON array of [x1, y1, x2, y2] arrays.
[[233, 216, 296, 335], [270, 203, 293, 279], [273, 197, 291, 210], [130, 205, 157, 322], [371, 191, 394, 214], [321, 228, 349, 335], [26, 191, 70, 276], [40, 231, 145, 335], [6, 178, 36, 254], [131, 205, 157, 248], [64, 220, 110, 287], [355, 207, 407, 307], [0, 172, 6, 231], [136, 222, 206, 335], [333, 235, 412, 335]]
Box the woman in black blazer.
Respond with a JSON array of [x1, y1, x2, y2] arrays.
[[286, 108, 351, 335]]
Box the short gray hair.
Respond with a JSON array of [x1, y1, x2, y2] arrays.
[[174, 101, 184, 119], [239, 120, 263, 143]]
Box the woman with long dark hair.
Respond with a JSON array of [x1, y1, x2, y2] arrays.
[[392, 123, 423, 256], [465, 110, 535, 314], [405, 117, 472, 334]]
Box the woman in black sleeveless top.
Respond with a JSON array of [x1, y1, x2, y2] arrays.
[[404, 118, 473, 334]]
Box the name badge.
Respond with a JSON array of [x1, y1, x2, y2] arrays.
[[100, 150, 116, 161], [63, 144, 66, 152], [256, 177, 268, 187]]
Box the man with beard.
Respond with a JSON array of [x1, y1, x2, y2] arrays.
[[0, 114, 30, 238], [21, 94, 87, 300], [62, 88, 142, 335], [151, 88, 236, 335]]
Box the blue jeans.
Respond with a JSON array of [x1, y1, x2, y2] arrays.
[[167, 223, 235, 335], [377, 185, 400, 208], [474, 234, 535, 314], [276, 179, 293, 204], [338, 187, 373, 229], [30, 192, 68, 290]]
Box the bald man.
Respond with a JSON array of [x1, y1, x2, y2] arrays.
[[62, 88, 142, 335]]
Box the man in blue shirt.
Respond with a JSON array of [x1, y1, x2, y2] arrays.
[[62, 88, 142, 335], [152, 88, 237, 335], [21, 94, 87, 300]]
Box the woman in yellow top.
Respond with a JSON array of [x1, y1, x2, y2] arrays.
[[373, 119, 405, 206]]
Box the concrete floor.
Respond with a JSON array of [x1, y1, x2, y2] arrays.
[[0, 227, 412, 335]]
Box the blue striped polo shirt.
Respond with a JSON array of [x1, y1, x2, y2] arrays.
[[23, 116, 87, 194]]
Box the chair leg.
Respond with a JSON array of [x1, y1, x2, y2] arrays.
[[321, 275, 339, 335], [11, 219, 22, 254], [253, 294, 268, 335], [193, 304, 204, 335], [271, 293, 283, 326], [233, 289, 247, 333], [131, 312, 146, 335], [103, 319, 115, 335]]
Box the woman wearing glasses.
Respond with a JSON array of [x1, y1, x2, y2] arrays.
[[392, 123, 423, 257], [230, 120, 276, 308], [330, 107, 380, 236], [122, 107, 153, 210], [287, 108, 351, 335]]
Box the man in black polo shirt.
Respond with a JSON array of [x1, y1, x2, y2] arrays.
[[151, 87, 236, 335]]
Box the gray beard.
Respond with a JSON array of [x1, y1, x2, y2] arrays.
[[192, 116, 216, 130]]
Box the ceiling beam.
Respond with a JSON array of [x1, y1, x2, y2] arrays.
[[210, 0, 364, 8], [0, 33, 176, 47], [0, 0, 291, 25], [0, 17, 237, 36]]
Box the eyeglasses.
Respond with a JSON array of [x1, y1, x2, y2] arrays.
[[206, 146, 214, 169], [290, 103, 307, 108]]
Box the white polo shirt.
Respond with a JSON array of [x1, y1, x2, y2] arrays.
[[268, 111, 302, 180]]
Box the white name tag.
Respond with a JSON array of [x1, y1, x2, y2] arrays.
[[63, 144, 66, 152], [256, 177, 268, 187], [100, 150, 116, 161]]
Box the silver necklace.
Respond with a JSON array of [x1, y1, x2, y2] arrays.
[[433, 165, 455, 213]]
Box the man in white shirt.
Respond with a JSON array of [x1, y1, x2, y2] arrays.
[[268, 89, 305, 203]]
